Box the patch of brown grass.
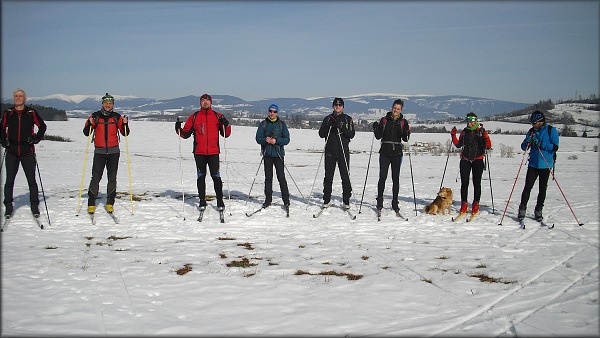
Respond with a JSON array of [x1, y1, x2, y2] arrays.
[[176, 264, 192, 275], [295, 269, 363, 281]]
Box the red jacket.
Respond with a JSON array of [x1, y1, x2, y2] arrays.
[[178, 109, 231, 155], [83, 110, 129, 152]]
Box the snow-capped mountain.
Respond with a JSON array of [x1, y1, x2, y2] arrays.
[[2, 93, 531, 121]]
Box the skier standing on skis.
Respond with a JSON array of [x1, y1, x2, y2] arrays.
[[83, 93, 130, 214], [517, 111, 559, 221], [175, 93, 231, 212], [451, 112, 492, 217], [255, 104, 290, 211], [372, 99, 411, 214], [1, 88, 47, 218], [318, 97, 355, 209]]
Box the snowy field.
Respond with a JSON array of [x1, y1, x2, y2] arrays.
[[1, 118, 598, 336]]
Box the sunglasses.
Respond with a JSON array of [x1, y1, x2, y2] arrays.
[[269, 109, 278, 113], [333, 103, 344, 107], [466, 117, 477, 122], [102, 98, 114, 103]]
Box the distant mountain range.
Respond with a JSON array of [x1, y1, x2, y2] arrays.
[[2, 93, 531, 121]]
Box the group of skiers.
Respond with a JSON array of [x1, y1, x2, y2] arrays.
[[1, 89, 559, 223]]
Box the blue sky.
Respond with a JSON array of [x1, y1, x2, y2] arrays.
[[1, 1, 598, 104]]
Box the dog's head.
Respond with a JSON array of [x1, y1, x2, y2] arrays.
[[437, 187, 453, 200]]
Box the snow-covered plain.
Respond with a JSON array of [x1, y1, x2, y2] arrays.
[[1, 118, 598, 336]]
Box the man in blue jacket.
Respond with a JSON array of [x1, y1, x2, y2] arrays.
[[255, 104, 290, 211], [518, 111, 560, 221]]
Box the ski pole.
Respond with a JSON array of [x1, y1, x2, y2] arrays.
[[34, 154, 51, 226], [359, 133, 375, 213], [440, 138, 452, 191], [407, 144, 417, 216], [536, 146, 583, 226], [221, 123, 231, 215], [177, 117, 185, 219], [76, 127, 92, 216], [272, 144, 307, 204], [337, 130, 354, 207], [485, 150, 495, 214], [124, 119, 134, 215], [498, 145, 530, 225], [245, 155, 264, 205]]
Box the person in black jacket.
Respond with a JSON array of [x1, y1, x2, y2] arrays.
[[1, 89, 47, 217], [372, 99, 411, 213], [83, 93, 129, 214], [318, 97, 355, 208]]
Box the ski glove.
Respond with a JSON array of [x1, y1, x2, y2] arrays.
[[27, 136, 41, 144], [219, 117, 229, 127], [450, 127, 457, 136], [532, 136, 541, 147], [175, 120, 182, 132], [0, 138, 8, 148], [372, 121, 379, 132]]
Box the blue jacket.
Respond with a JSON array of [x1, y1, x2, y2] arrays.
[[255, 117, 290, 157], [521, 123, 559, 169]]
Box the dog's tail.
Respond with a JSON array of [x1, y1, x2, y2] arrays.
[[424, 205, 431, 213]]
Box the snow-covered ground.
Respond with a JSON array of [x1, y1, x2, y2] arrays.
[[1, 119, 598, 336]]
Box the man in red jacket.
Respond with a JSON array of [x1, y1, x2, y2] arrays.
[[1, 88, 47, 218], [83, 93, 129, 214], [176, 93, 231, 211]]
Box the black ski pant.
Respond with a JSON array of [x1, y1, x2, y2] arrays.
[[195, 154, 224, 204], [377, 154, 403, 210], [459, 159, 484, 203], [263, 156, 290, 205], [519, 166, 550, 212], [323, 152, 352, 205], [88, 152, 120, 206], [3, 152, 39, 207]]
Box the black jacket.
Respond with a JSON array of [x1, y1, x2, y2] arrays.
[[374, 112, 410, 157], [318, 112, 355, 156], [1, 106, 47, 156]]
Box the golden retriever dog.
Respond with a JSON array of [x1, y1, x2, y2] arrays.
[[424, 187, 453, 215]]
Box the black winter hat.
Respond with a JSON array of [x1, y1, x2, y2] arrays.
[[530, 111, 545, 123], [332, 97, 344, 107]]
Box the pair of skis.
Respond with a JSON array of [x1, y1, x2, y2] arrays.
[[376, 208, 408, 222], [246, 204, 290, 218], [518, 217, 554, 229], [313, 204, 356, 220], [197, 207, 225, 223], [1, 212, 44, 232], [452, 212, 477, 223], [89, 210, 120, 225]]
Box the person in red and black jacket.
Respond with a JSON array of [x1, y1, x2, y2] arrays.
[[1, 88, 47, 217], [175, 93, 231, 211], [83, 93, 129, 214], [451, 112, 492, 216]]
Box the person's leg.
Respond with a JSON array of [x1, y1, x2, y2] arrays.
[[274, 157, 290, 205], [105, 153, 120, 206], [88, 154, 107, 207], [518, 166, 539, 219], [376, 155, 390, 210], [390, 156, 402, 211], [339, 153, 352, 206], [459, 160, 471, 212], [207, 154, 224, 208], [322, 153, 336, 205], [263, 156, 274, 206], [20, 154, 40, 214], [534, 168, 551, 219], [194, 154, 208, 207], [3, 153, 19, 215]]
